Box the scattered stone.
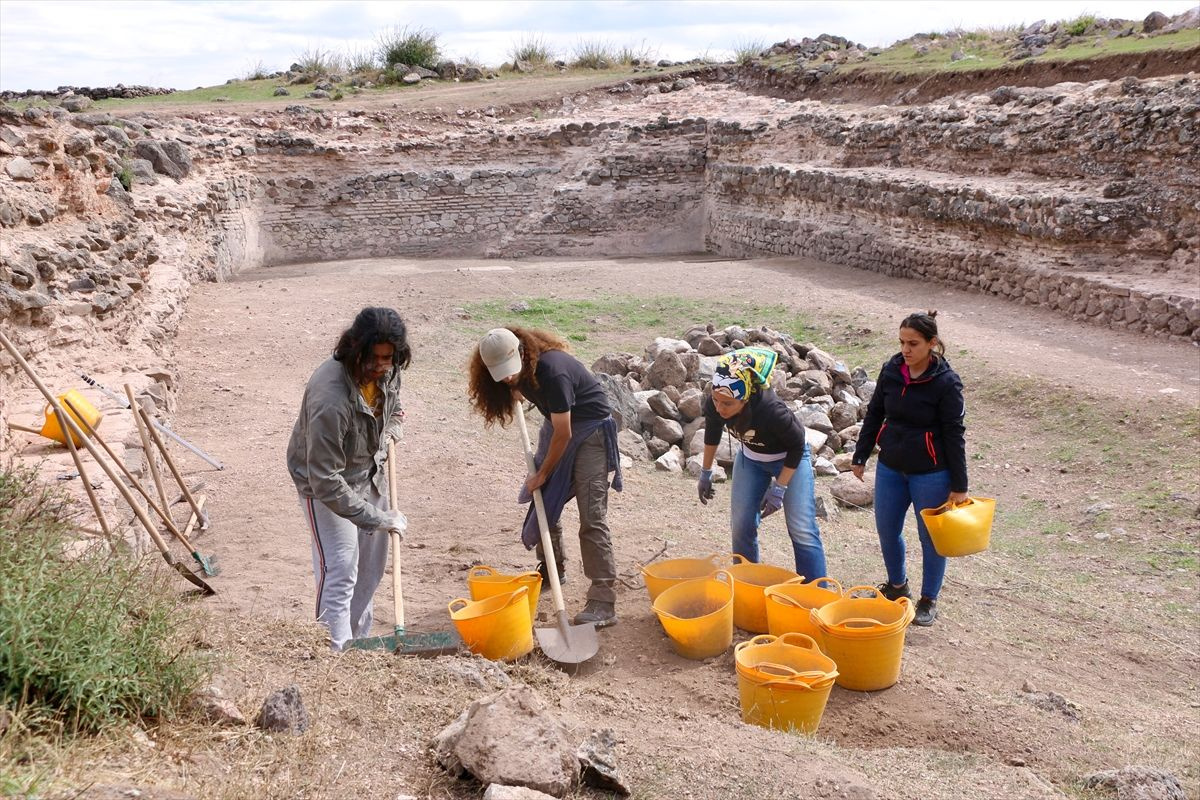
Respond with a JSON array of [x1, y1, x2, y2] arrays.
[[830, 471, 873, 509], [255, 684, 309, 733], [576, 728, 630, 795], [1141, 11, 1170, 33], [483, 786, 557, 800], [5, 156, 36, 180], [402, 72, 422, 85], [273, 87, 290, 96], [189, 685, 246, 726], [61, 94, 94, 112]]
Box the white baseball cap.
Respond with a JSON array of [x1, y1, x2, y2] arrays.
[[479, 328, 522, 381]]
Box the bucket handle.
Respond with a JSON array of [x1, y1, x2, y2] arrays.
[[448, 597, 471, 615], [712, 569, 733, 586], [776, 632, 821, 651], [761, 673, 838, 691], [754, 662, 829, 681], [729, 553, 748, 565], [805, 576, 843, 595], [845, 584, 884, 599], [764, 586, 807, 608], [501, 585, 529, 606], [467, 565, 498, 579], [837, 617, 888, 629], [734, 633, 779, 656]]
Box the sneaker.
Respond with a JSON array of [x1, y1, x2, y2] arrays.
[[572, 599, 617, 628], [913, 596, 938, 627], [536, 560, 567, 585], [877, 580, 911, 602]]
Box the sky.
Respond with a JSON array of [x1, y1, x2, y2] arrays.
[[0, 0, 1196, 91]]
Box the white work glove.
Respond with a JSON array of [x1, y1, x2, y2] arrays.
[[374, 509, 407, 538]]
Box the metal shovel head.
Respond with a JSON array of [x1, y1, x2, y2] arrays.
[[536, 613, 599, 665]]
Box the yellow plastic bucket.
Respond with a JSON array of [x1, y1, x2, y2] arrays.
[[764, 577, 844, 645], [922, 496, 996, 557], [40, 390, 102, 446], [810, 586, 915, 691], [642, 553, 731, 602], [727, 556, 800, 633], [467, 566, 542, 621], [734, 633, 838, 734], [448, 586, 533, 662], [651, 570, 734, 660]]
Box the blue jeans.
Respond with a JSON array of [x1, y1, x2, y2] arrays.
[[730, 446, 827, 579], [874, 461, 951, 600]]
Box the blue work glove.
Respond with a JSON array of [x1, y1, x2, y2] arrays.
[[760, 481, 787, 517], [697, 469, 716, 505]]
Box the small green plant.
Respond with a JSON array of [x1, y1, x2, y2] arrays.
[[242, 59, 271, 81], [616, 39, 655, 65], [116, 161, 133, 191], [571, 39, 615, 69], [732, 38, 766, 65], [1063, 14, 1097, 36], [0, 465, 209, 735], [509, 34, 554, 66], [376, 24, 440, 68]]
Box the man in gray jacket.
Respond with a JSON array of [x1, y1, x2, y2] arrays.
[[287, 307, 410, 650]]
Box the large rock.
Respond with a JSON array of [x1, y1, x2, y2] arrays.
[[576, 728, 630, 796], [645, 336, 690, 360], [1142, 11, 1170, 32], [595, 372, 638, 431], [61, 94, 93, 112], [592, 353, 633, 376], [484, 787, 557, 800], [651, 416, 683, 445], [828, 402, 858, 432], [647, 391, 680, 421], [255, 685, 309, 733], [433, 684, 579, 798], [676, 387, 704, 420], [654, 445, 684, 473], [646, 349, 686, 390], [133, 139, 186, 179], [5, 156, 35, 180], [616, 429, 650, 461], [1083, 765, 1185, 800], [830, 471, 873, 509], [461, 66, 485, 81]]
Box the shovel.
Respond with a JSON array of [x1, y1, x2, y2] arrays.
[[350, 439, 461, 656], [513, 400, 599, 666]]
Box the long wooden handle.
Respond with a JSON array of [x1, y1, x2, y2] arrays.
[[136, 400, 206, 526], [59, 405, 112, 541], [126, 384, 172, 524], [388, 440, 404, 630], [514, 401, 567, 615], [8, 422, 41, 435]]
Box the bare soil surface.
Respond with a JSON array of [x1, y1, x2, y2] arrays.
[[108, 252, 1199, 800]]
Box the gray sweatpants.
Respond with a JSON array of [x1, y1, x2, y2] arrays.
[[536, 428, 618, 604], [299, 484, 390, 651]]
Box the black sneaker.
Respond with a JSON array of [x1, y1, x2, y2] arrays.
[[572, 599, 617, 628], [877, 580, 911, 601], [536, 560, 567, 585], [913, 596, 938, 627]]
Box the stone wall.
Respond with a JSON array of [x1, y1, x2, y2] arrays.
[[251, 119, 707, 264]]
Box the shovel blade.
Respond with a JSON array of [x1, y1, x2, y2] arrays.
[[535, 613, 599, 665]]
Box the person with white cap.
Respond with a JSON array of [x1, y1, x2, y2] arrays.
[[468, 326, 623, 628], [286, 307, 410, 650]]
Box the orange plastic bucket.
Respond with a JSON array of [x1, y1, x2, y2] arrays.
[[734, 633, 838, 734], [642, 553, 731, 602], [922, 497, 996, 557], [467, 565, 542, 620], [764, 577, 844, 645], [727, 555, 800, 633], [651, 570, 734, 660], [448, 586, 533, 662], [810, 586, 915, 691], [40, 390, 102, 446]]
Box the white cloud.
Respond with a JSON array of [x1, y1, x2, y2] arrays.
[[1, 0, 1196, 90]]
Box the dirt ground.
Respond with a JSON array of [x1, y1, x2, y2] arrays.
[[96, 252, 1195, 800]]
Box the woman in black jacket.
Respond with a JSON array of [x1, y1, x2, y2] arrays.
[[851, 311, 968, 627]]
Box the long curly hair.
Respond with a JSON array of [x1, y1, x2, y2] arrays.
[[468, 326, 570, 426], [333, 307, 412, 382]]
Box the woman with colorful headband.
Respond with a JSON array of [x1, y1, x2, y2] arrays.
[[697, 347, 827, 579]]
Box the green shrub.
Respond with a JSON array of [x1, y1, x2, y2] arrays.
[[242, 59, 271, 81], [615, 40, 655, 65], [571, 39, 615, 69], [732, 38, 766, 65], [509, 34, 554, 65], [0, 465, 209, 734], [343, 45, 378, 74], [376, 24, 440, 68], [1063, 14, 1097, 36]]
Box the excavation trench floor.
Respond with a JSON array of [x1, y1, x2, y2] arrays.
[[165, 253, 1198, 799]]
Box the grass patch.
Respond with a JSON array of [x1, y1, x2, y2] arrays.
[[732, 38, 766, 65], [376, 24, 440, 69], [509, 34, 555, 66], [0, 464, 210, 739], [1061, 14, 1098, 37], [242, 59, 272, 81], [343, 45, 379, 74], [571, 39, 616, 69], [94, 79, 317, 107], [293, 45, 344, 75], [616, 40, 656, 65]]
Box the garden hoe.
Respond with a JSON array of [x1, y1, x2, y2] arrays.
[[514, 400, 599, 667], [351, 440, 461, 656]]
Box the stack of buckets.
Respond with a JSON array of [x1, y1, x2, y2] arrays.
[[643, 554, 916, 735], [447, 566, 542, 661]]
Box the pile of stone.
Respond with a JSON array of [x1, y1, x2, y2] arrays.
[[760, 35, 872, 85], [592, 323, 875, 486], [0, 85, 174, 103]]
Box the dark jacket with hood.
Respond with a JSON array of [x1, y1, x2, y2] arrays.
[[852, 353, 968, 492]]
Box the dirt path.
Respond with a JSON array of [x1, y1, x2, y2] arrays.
[[170, 254, 1199, 798]]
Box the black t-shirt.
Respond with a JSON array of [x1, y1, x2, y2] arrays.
[[703, 388, 807, 468], [518, 349, 611, 422]]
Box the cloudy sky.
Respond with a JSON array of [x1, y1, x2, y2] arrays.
[[0, 0, 1195, 91]]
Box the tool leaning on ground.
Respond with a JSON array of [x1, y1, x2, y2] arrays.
[[351, 438, 462, 655], [0, 329, 214, 595], [513, 399, 599, 667]]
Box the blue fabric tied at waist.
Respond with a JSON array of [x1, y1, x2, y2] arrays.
[[518, 415, 623, 549]]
